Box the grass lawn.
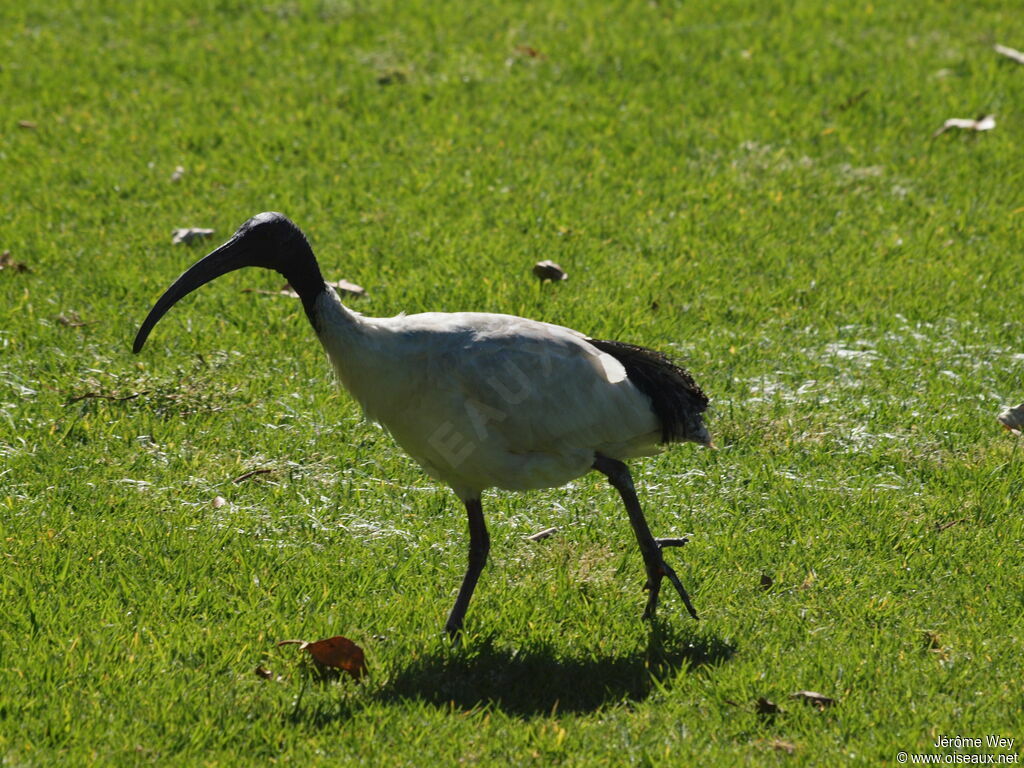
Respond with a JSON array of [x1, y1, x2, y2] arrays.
[[3, 0, 1024, 764]]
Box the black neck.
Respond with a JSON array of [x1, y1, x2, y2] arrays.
[[276, 238, 327, 332]]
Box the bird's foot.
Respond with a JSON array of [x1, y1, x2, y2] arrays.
[[640, 543, 699, 621], [444, 615, 464, 642]]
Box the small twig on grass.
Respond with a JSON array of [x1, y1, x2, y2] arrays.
[[524, 526, 558, 541], [65, 391, 149, 405], [232, 468, 274, 484]]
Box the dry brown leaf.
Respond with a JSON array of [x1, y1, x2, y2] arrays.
[[789, 690, 835, 709], [994, 43, 1024, 65], [56, 311, 94, 327], [0, 251, 30, 273], [17, 120, 37, 130], [997, 403, 1024, 433], [932, 115, 995, 138], [922, 630, 950, 660], [755, 697, 780, 716], [305, 636, 366, 678], [768, 739, 797, 754], [278, 636, 366, 680], [759, 573, 773, 590], [515, 45, 545, 59], [799, 570, 817, 589], [922, 630, 943, 650], [524, 526, 559, 542], [171, 227, 215, 245], [533, 260, 567, 282]]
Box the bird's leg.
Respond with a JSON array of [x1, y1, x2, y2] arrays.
[[444, 498, 490, 638], [592, 454, 699, 621]]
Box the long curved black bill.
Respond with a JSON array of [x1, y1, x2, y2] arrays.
[[132, 238, 246, 353]]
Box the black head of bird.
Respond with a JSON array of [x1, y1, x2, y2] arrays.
[[133, 212, 322, 354]]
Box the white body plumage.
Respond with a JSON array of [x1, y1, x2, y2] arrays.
[[313, 287, 665, 500]]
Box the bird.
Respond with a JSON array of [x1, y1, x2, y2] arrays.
[[133, 212, 713, 636]]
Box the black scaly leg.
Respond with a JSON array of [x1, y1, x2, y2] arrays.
[[593, 454, 699, 620], [444, 498, 490, 638]]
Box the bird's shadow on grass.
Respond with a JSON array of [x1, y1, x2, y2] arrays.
[[375, 623, 736, 718]]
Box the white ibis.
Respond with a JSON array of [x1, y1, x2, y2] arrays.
[[134, 212, 712, 636]]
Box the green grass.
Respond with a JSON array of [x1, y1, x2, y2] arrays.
[[3, 0, 1024, 764]]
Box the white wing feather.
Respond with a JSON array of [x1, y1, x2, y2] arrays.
[[316, 299, 661, 498]]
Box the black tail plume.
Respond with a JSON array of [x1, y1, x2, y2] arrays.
[[587, 338, 708, 444]]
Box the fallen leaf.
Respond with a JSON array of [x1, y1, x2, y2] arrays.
[[759, 573, 773, 590], [278, 636, 366, 680], [533, 260, 567, 282], [921, 630, 951, 660], [212, 495, 227, 508], [524, 526, 558, 542], [755, 697, 781, 716], [305, 636, 366, 678], [171, 227, 215, 245], [932, 114, 995, 138], [789, 690, 835, 709], [768, 739, 797, 754], [799, 570, 817, 589], [997, 403, 1024, 433], [17, 120, 37, 130], [56, 311, 94, 327], [327, 279, 366, 297], [170, 165, 186, 182], [994, 43, 1024, 65], [921, 630, 942, 650], [0, 251, 30, 273], [515, 45, 545, 59]]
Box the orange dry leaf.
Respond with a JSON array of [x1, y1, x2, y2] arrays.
[[515, 45, 545, 59], [278, 636, 366, 680]]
